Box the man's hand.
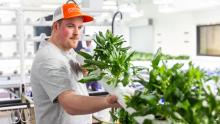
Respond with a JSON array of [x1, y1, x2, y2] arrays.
[[105, 95, 121, 108]]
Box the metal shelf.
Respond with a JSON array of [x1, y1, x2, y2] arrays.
[[0, 7, 49, 112], [0, 38, 18, 42], [0, 37, 48, 42], [0, 56, 34, 60], [0, 80, 21, 88], [0, 76, 30, 88], [0, 20, 52, 26], [25, 35, 49, 42], [0, 95, 34, 111], [0, 22, 17, 25], [25, 21, 52, 26], [0, 104, 27, 111]]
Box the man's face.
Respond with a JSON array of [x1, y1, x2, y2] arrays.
[[56, 17, 83, 51]]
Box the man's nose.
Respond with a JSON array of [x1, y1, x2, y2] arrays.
[[73, 27, 80, 35]]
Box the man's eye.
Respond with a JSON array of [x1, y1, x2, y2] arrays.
[[78, 26, 82, 30], [67, 25, 73, 27]]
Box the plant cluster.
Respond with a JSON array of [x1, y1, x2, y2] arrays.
[[79, 30, 220, 124], [78, 30, 135, 87], [126, 48, 220, 124]]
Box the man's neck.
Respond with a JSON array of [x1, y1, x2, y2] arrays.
[[48, 35, 68, 52]]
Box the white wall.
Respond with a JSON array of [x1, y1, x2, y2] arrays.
[[122, 17, 155, 52], [125, 5, 220, 57], [154, 7, 220, 57], [154, 12, 195, 56], [129, 25, 154, 52]]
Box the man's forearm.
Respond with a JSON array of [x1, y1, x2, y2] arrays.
[[58, 91, 116, 115]]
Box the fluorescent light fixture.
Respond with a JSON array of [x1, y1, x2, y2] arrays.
[[41, 4, 59, 9], [0, 0, 20, 7], [119, 4, 134, 13], [157, 0, 220, 13], [102, 0, 117, 10], [102, 5, 117, 10], [103, 0, 116, 6], [0, 0, 20, 2], [10, 3, 21, 7], [130, 10, 144, 18], [153, 0, 174, 5], [158, 4, 174, 13]]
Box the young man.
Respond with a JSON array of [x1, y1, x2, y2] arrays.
[[31, 2, 120, 124]]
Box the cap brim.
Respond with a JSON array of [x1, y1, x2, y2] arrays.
[[82, 15, 94, 22], [80, 14, 94, 22], [64, 13, 94, 23]]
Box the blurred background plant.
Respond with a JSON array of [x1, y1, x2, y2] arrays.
[[124, 48, 220, 124], [131, 51, 189, 61]]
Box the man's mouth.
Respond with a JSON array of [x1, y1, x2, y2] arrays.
[[70, 37, 78, 40]]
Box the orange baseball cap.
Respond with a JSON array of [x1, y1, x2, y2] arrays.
[[53, 3, 94, 23]]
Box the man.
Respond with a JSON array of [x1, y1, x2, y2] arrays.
[[31, 2, 120, 124]]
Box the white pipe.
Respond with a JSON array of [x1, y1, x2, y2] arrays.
[[16, 9, 25, 91]]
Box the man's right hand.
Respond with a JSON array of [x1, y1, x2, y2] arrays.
[[105, 95, 121, 108]]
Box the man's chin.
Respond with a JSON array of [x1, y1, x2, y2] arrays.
[[71, 44, 78, 49]]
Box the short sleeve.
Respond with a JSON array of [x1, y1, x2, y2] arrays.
[[38, 58, 73, 103]]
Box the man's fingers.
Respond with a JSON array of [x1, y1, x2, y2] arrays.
[[106, 95, 118, 104]]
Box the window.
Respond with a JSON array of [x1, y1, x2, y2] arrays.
[[197, 24, 220, 56]]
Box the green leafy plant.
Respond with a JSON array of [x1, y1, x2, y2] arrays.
[[78, 30, 220, 124], [110, 108, 138, 124], [78, 30, 137, 124], [78, 30, 135, 87], [126, 48, 220, 124], [131, 51, 189, 61]]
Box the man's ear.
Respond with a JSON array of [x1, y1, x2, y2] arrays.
[[52, 22, 59, 31]]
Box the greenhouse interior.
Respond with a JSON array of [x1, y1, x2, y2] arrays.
[[0, 0, 220, 124]]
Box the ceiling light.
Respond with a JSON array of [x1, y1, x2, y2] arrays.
[[0, 0, 20, 2], [119, 4, 135, 13], [153, 0, 174, 5], [103, 0, 116, 6], [41, 4, 59, 9], [130, 10, 144, 18], [156, 0, 220, 13], [102, 5, 117, 10], [158, 4, 174, 13], [10, 3, 21, 8]]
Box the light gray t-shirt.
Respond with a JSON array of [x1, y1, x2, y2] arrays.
[[31, 40, 92, 124]]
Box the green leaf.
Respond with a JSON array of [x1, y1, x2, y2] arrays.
[[77, 51, 93, 59], [84, 59, 107, 69], [79, 74, 103, 83], [122, 72, 131, 86], [140, 94, 157, 105], [126, 51, 136, 62], [152, 48, 162, 68]]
